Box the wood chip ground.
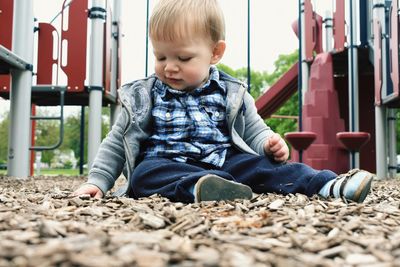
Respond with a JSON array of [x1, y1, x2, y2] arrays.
[[0, 175, 400, 266]]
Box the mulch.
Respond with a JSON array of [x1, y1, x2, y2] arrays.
[[0, 175, 399, 267]]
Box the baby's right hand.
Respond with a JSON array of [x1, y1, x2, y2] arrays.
[[72, 184, 103, 199]]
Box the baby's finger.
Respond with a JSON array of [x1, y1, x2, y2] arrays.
[[94, 191, 104, 199], [270, 140, 284, 153], [269, 134, 280, 145]]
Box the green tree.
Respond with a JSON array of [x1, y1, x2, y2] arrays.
[[61, 113, 82, 162], [0, 111, 9, 164], [219, 49, 300, 137], [263, 50, 299, 136], [217, 64, 268, 99], [34, 110, 61, 164], [60, 107, 110, 164], [265, 51, 299, 84]]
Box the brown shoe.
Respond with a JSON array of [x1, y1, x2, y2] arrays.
[[194, 174, 253, 202]]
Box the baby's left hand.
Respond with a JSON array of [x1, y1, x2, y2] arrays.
[[264, 133, 289, 162]]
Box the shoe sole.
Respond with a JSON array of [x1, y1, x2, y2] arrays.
[[197, 175, 253, 202], [353, 173, 373, 203]]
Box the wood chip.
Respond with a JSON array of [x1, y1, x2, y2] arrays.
[[0, 175, 399, 266]]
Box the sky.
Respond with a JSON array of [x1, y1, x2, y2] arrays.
[[0, 0, 333, 115]]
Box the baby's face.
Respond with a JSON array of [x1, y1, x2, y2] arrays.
[[152, 37, 216, 91]]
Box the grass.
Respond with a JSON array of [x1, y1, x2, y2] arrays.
[[0, 168, 88, 176]]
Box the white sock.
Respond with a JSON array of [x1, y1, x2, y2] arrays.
[[189, 184, 195, 195], [318, 179, 335, 198]]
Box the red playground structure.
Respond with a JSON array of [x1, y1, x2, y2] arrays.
[[256, 0, 398, 179]]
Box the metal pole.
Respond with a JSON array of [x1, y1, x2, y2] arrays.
[[324, 10, 333, 52], [145, 0, 149, 77], [7, 0, 34, 177], [88, 0, 106, 169], [300, 0, 309, 105], [297, 0, 304, 162], [297, 0, 303, 133], [35, 151, 41, 176], [388, 109, 397, 178], [79, 106, 85, 175], [110, 0, 122, 125], [374, 0, 387, 179], [247, 0, 251, 92], [347, 0, 360, 169]]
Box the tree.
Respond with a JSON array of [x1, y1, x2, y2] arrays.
[[262, 50, 299, 136], [218, 49, 300, 137], [217, 64, 269, 100], [33, 107, 111, 165], [35, 122, 58, 164], [0, 105, 112, 168], [61, 107, 110, 164], [0, 111, 9, 164]]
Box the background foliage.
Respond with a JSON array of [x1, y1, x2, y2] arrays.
[[218, 50, 299, 136], [0, 108, 109, 165]]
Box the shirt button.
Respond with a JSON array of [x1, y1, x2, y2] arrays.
[[165, 112, 171, 119]]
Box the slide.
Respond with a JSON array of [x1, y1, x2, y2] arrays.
[[255, 62, 298, 118]]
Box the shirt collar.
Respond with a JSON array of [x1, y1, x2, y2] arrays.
[[154, 65, 226, 99]]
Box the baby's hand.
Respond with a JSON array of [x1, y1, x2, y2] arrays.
[[264, 133, 289, 162], [72, 184, 103, 199]]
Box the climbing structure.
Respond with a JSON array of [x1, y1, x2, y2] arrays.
[[255, 0, 398, 179], [0, 0, 121, 177]]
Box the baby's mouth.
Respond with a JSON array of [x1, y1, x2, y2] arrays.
[[167, 77, 180, 82]]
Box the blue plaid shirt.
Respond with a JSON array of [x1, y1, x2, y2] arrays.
[[144, 66, 231, 167]]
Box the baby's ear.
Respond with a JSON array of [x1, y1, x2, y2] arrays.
[[211, 40, 226, 64]]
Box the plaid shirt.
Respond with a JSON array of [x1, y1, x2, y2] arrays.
[[144, 66, 231, 167]]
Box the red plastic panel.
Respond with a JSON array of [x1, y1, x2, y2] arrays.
[[0, 0, 13, 92], [284, 132, 317, 151], [0, 75, 10, 93], [389, 0, 399, 101], [291, 19, 299, 39], [60, 0, 88, 92], [374, 19, 382, 106], [302, 53, 348, 173], [291, 11, 322, 59], [255, 62, 298, 118], [303, 1, 323, 61], [314, 14, 323, 54], [336, 132, 370, 152], [304, 0, 314, 61], [37, 23, 59, 85], [333, 0, 346, 52], [0, 0, 13, 49]]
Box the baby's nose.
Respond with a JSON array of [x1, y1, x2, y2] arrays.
[[164, 62, 179, 72]]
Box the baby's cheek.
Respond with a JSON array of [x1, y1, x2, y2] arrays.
[[154, 65, 164, 77], [185, 66, 208, 83]]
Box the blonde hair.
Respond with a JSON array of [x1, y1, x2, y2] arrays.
[[149, 0, 225, 43]]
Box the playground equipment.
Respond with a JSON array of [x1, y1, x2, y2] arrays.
[[284, 131, 317, 163], [0, 0, 121, 177], [1, 0, 398, 180], [256, 0, 399, 179]]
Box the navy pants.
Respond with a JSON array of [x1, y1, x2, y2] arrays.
[[129, 149, 337, 203]]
